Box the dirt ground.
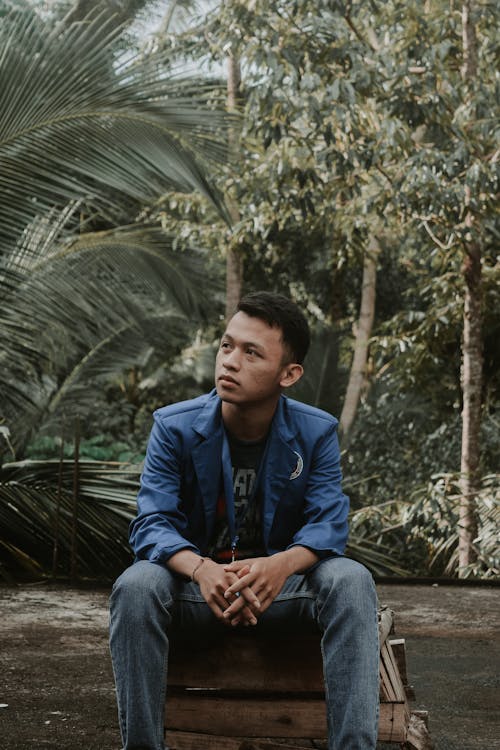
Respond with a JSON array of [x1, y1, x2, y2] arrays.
[[0, 580, 498, 750]]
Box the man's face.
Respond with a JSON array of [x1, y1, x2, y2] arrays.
[[215, 311, 291, 406]]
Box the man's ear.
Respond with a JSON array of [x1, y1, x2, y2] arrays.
[[280, 363, 304, 389]]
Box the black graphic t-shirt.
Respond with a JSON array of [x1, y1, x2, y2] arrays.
[[210, 432, 267, 561]]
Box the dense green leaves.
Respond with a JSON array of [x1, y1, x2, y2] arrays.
[[0, 6, 228, 578], [1, 224, 221, 456], [1, 0, 498, 580], [0, 460, 138, 580], [0, 8, 228, 258]]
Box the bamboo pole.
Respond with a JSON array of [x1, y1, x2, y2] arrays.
[[51, 417, 65, 579], [70, 416, 80, 582]]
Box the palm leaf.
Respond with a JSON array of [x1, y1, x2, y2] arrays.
[[0, 9, 230, 257], [0, 457, 409, 581], [0, 459, 139, 580], [0, 223, 222, 455]]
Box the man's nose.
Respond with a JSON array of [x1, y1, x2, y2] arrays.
[[223, 348, 241, 370]]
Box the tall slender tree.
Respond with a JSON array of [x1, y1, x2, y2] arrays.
[[458, 0, 483, 573], [340, 237, 380, 440], [225, 51, 244, 319]]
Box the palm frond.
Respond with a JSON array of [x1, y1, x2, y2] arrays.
[[346, 539, 409, 577], [0, 223, 222, 455], [0, 457, 410, 581], [0, 9, 230, 257], [0, 459, 139, 580]]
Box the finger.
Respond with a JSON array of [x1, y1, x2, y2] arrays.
[[222, 593, 246, 615], [236, 566, 252, 579], [224, 562, 251, 576], [224, 570, 255, 594], [223, 602, 257, 626], [209, 590, 236, 617], [222, 591, 259, 619], [224, 583, 260, 611]]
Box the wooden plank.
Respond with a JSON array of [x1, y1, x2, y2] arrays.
[[166, 694, 327, 738], [378, 702, 408, 743], [406, 711, 433, 750], [390, 638, 416, 700], [169, 608, 395, 692], [381, 647, 402, 701], [379, 646, 398, 702], [169, 633, 324, 692], [166, 694, 407, 743], [165, 607, 414, 746], [166, 731, 314, 750], [384, 641, 408, 702], [378, 607, 395, 647]]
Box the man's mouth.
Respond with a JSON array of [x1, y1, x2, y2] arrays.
[[218, 375, 238, 385]]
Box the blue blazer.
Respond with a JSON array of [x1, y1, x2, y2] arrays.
[[130, 390, 349, 563]]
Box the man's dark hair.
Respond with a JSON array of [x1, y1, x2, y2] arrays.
[[236, 291, 310, 365]]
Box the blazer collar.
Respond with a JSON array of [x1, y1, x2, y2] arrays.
[[192, 389, 223, 439], [190, 391, 225, 538], [261, 397, 302, 546]]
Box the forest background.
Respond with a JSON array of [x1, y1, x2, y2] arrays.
[[0, 0, 498, 584]]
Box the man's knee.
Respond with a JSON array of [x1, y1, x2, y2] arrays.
[[313, 556, 377, 600], [111, 560, 174, 614]]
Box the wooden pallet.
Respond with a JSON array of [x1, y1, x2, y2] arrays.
[[165, 607, 432, 749]]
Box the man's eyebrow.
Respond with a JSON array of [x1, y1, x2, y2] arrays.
[[244, 340, 265, 351], [221, 333, 265, 351]]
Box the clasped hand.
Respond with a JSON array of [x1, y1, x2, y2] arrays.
[[196, 555, 289, 627], [222, 555, 289, 626]]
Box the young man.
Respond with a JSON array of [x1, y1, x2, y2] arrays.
[[109, 291, 379, 750]]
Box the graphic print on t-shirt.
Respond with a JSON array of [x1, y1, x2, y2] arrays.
[[210, 435, 266, 560], [233, 467, 257, 509]]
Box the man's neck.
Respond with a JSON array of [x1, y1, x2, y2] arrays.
[[221, 399, 278, 442]]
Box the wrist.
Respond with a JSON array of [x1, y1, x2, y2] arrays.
[[191, 557, 206, 583], [278, 546, 318, 576]]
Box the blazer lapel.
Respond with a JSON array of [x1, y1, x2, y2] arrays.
[[261, 398, 300, 547], [191, 393, 225, 540]]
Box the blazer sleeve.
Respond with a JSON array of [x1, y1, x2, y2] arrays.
[[288, 421, 349, 557], [128, 414, 200, 564]]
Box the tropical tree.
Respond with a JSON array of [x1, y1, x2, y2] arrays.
[[377, 0, 498, 574], [152, 0, 499, 576], [2, 0, 497, 580], [0, 6, 229, 578]]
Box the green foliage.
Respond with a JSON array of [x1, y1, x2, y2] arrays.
[[0, 7, 229, 580], [0, 9, 228, 462], [0, 224, 222, 459], [0, 459, 139, 581], [404, 472, 499, 579], [348, 500, 429, 578], [1, 0, 498, 580], [344, 381, 499, 506], [349, 473, 499, 579], [344, 387, 460, 507], [25, 435, 145, 464], [343, 378, 499, 577], [0, 10, 228, 259]]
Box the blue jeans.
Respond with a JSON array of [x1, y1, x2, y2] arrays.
[[109, 556, 379, 750]]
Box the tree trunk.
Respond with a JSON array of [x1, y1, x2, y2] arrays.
[[458, 0, 482, 576], [458, 216, 482, 574], [225, 53, 243, 320], [339, 237, 379, 439]]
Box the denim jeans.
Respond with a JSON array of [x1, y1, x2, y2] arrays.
[[109, 556, 379, 750]]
